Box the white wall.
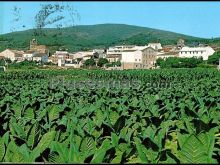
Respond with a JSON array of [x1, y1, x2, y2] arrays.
[[121, 50, 142, 63], [83, 56, 92, 61], [179, 46, 215, 60], [0, 49, 15, 61], [107, 57, 120, 63], [65, 63, 81, 68], [58, 59, 62, 67], [23, 53, 34, 61], [33, 57, 41, 62], [148, 43, 162, 50]]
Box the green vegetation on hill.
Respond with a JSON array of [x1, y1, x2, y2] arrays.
[[0, 24, 212, 53]]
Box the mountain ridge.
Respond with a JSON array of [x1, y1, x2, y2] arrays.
[[0, 23, 216, 53]]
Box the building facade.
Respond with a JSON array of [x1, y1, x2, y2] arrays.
[[121, 46, 157, 69], [148, 43, 163, 51], [0, 49, 24, 62], [156, 52, 179, 59], [23, 50, 37, 61], [33, 53, 48, 63], [179, 46, 215, 60]]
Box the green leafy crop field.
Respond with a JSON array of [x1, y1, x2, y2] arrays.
[[0, 68, 220, 163]]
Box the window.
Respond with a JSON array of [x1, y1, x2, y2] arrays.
[[139, 59, 141, 61], [135, 59, 137, 61]]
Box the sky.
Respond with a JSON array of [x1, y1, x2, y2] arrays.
[[0, 1, 220, 39]]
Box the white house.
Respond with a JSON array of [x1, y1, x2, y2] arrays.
[[121, 46, 157, 69], [0, 49, 24, 62], [148, 43, 163, 51], [55, 51, 69, 60], [71, 51, 94, 60], [106, 54, 121, 63], [23, 50, 37, 61], [179, 46, 215, 60], [107, 45, 137, 58], [33, 53, 48, 63], [82, 54, 93, 61], [93, 49, 106, 58], [70, 52, 84, 59], [106, 45, 152, 64]]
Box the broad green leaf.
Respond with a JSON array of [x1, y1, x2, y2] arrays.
[[111, 133, 119, 147], [50, 141, 68, 163], [111, 150, 123, 163], [91, 139, 111, 164], [160, 154, 177, 164], [109, 111, 119, 126], [4, 139, 18, 162], [179, 134, 208, 163], [24, 107, 35, 119], [48, 105, 60, 122], [27, 123, 39, 149], [11, 122, 26, 139], [30, 131, 56, 161], [11, 103, 22, 118], [80, 137, 96, 156], [0, 138, 5, 161], [94, 109, 104, 127], [134, 137, 149, 163]]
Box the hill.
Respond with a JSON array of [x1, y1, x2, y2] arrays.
[[0, 23, 213, 53]]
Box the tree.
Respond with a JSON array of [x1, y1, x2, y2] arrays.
[[158, 57, 180, 68], [156, 58, 164, 66], [8, 60, 37, 69], [156, 57, 204, 68], [97, 58, 108, 67], [0, 59, 6, 66], [207, 51, 220, 65], [84, 58, 96, 67], [112, 61, 121, 67], [76, 58, 83, 64]]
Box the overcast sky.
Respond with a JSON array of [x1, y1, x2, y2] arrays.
[[0, 1, 220, 39]]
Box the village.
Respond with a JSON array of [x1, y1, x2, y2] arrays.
[[0, 38, 217, 70]]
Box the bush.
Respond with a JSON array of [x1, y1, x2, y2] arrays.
[[97, 58, 108, 67], [9, 60, 38, 69], [197, 63, 216, 68], [157, 57, 204, 68], [113, 61, 121, 67], [0, 59, 6, 66], [207, 51, 220, 65], [105, 61, 121, 68], [0, 66, 5, 72], [156, 58, 164, 66], [84, 58, 96, 67]]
